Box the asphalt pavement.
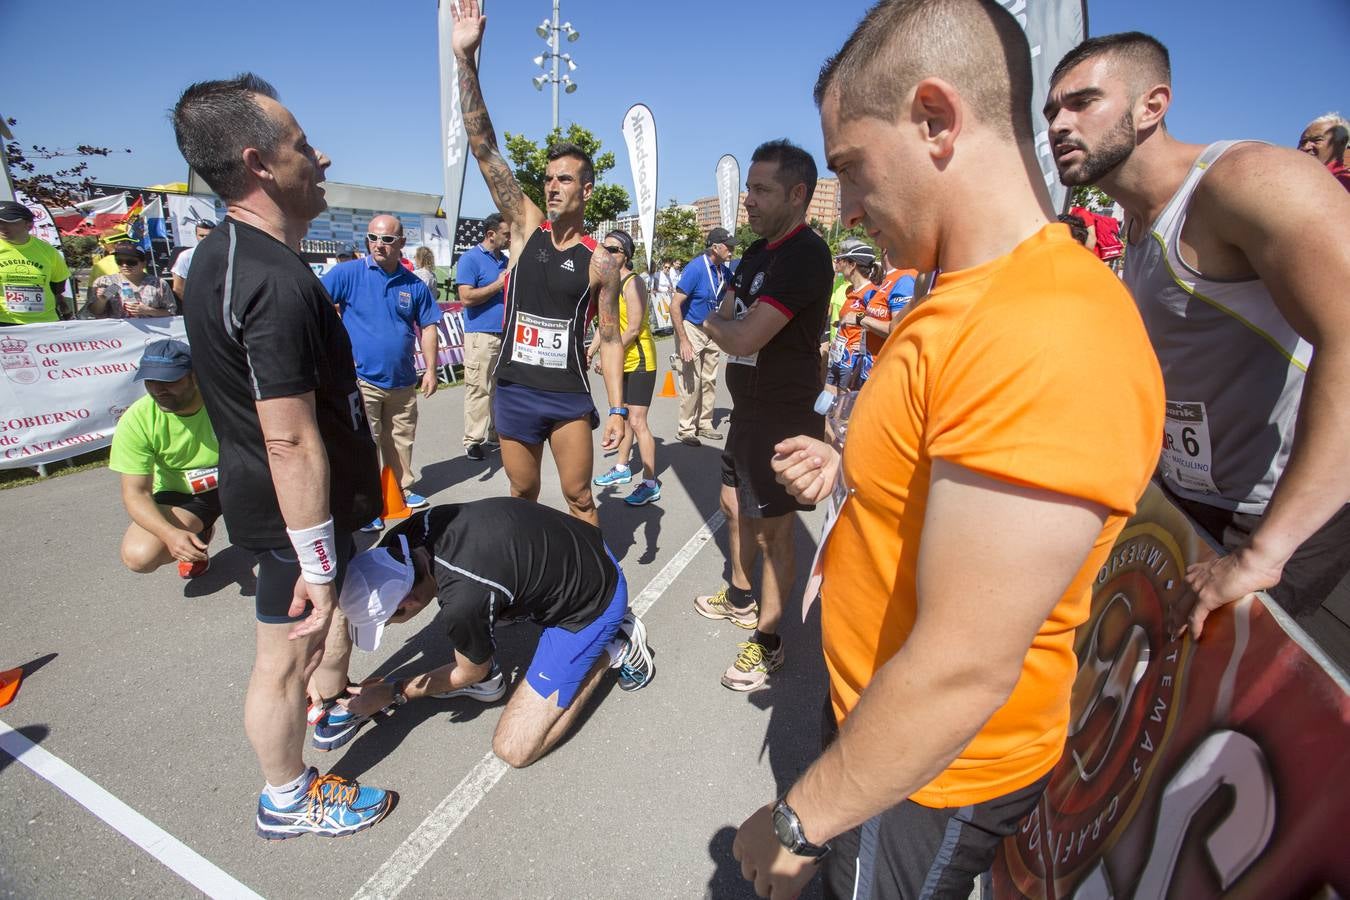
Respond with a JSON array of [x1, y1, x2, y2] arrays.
[[0, 351, 833, 900]]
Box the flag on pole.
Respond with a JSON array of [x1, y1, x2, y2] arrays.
[[715, 155, 740, 233], [132, 197, 167, 250], [437, 0, 485, 265], [621, 103, 658, 273], [50, 193, 128, 236]]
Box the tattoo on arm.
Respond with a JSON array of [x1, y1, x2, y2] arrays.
[[458, 59, 526, 223]]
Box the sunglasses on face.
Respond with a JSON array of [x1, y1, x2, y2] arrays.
[[603, 245, 625, 255], [117, 258, 143, 266], [367, 233, 400, 245]]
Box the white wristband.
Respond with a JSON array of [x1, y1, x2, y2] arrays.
[[287, 518, 338, 585]]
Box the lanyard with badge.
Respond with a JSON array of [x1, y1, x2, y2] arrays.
[[800, 270, 940, 620]]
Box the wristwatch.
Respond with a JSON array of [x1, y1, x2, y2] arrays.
[[772, 798, 831, 859], [608, 406, 629, 418], [385, 677, 410, 708]]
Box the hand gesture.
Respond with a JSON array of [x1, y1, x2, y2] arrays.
[[449, 0, 486, 59], [771, 435, 840, 506], [164, 528, 208, 564], [287, 577, 337, 641]]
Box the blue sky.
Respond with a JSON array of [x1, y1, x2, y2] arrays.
[[6, 0, 1347, 218]]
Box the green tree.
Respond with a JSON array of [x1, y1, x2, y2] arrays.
[[502, 124, 629, 230], [1071, 184, 1114, 211], [733, 223, 757, 252], [60, 235, 98, 270], [652, 203, 703, 264]]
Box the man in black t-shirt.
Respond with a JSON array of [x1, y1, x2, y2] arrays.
[[172, 73, 392, 839], [336, 498, 655, 768], [697, 140, 832, 693]]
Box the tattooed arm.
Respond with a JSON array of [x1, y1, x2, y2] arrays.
[[590, 246, 626, 450], [451, 0, 543, 252]]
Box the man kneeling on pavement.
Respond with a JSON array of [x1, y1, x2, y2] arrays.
[[319, 497, 654, 767], [110, 340, 222, 579]]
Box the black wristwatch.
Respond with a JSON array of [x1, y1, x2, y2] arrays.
[[772, 798, 831, 859], [385, 677, 410, 708], [608, 406, 629, 418]]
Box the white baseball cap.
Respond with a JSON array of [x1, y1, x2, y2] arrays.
[[339, 536, 414, 652]]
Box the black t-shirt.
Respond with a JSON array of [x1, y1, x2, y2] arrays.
[[382, 498, 619, 665], [494, 223, 596, 394], [723, 224, 832, 421], [183, 218, 380, 549]]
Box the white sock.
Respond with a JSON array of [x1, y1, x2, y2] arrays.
[[614, 464, 630, 473], [605, 637, 627, 669], [264, 768, 314, 807]]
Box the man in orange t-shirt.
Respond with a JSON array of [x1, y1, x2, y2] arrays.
[[730, 3, 1164, 898]]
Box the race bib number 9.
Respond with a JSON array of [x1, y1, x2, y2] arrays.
[[4, 285, 45, 313], [1160, 400, 1218, 495], [185, 467, 219, 495], [511, 312, 569, 369]]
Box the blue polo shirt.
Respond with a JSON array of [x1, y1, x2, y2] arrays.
[[322, 258, 440, 390], [674, 252, 731, 326], [455, 243, 508, 333]]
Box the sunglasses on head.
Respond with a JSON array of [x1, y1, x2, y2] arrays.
[[367, 233, 400, 245]]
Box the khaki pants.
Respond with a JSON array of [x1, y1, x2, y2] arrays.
[[462, 331, 501, 447], [359, 381, 418, 489], [678, 322, 719, 438]]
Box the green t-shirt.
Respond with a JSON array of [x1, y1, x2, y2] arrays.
[[827, 275, 849, 342], [109, 394, 220, 495], [0, 235, 71, 324]]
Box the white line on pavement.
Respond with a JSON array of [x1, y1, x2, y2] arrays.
[[351, 508, 728, 900], [0, 719, 264, 900]]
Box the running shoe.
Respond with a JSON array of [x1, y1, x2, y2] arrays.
[[593, 465, 633, 487], [465, 443, 486, 461], [430, 665, 507, 702], [697, 428, 724, 440], [405, 492, 430, 509], [255, 768, 395, 840], [678, 435, 702, 447], [360, 517, 383, 533], [616, 612, 655, 691], [720, 639, 784, 692], [178, 557, 209, 579], [312, 706, 370, 752], [693, 586, 759, 629], [624, 481, 661, 506]]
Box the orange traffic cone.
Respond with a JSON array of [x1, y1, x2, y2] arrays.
[[380, 465, 412, 522], [0, 667, 23, 708], [659, 370, 678, 399]]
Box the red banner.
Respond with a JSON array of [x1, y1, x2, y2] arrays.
[[992, 484, 1350, 899]]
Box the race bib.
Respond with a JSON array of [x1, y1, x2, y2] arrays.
[[185, 466, 219, 495], [1160, 400, 1218, 495], [4, 284, 45, 313], [511, 312, 569, 369]]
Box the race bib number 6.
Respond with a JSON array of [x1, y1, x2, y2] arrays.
[[1160, 400, 1218, 495], [512, 312, 569, 369], [4, 285, 45, 313]]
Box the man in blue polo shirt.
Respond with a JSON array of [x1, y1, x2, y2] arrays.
[[323, 214, 441, 530], [671, 227, 735, 446], [454, 212, 510, 461]]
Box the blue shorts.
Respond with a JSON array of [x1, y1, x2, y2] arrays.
[[493, 380, 599, 445], [525, 548, 628, 708]]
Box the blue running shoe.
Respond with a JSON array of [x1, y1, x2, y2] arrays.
[[312, 706, 369, 752], [256, 768, 394, 840], [404, 492, 429, 509], [360, 517, 383, 533], [593, 465, 632, 487], [624, 481, 661, 506], [616, 612, 654, 691]]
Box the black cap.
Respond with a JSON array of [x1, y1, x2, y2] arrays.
[[135, 340, 193, 382], [0, 201, 35, 223], [111, 242, 147, 261], [706, 227, 737, 248]]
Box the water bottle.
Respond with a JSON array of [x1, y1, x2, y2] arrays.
[[120, 282, 135, 311]]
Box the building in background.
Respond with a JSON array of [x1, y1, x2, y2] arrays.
[[690, 176, 841, 236]]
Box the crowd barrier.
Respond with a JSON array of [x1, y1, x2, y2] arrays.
[[991, 483, 1349, 898], [0, 310, 468, 471]]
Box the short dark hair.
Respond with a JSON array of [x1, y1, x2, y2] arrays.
[[546, 142, 595, 187], [1057, 213, 1090, 245], [815, 0, 1033, 140], [1051, 32, 1171, 96], [195, 220, 215, 231], [751, 139, 818, 205], [172, 73, 285, 202], [482, 212, 504, 234], [337, 250, 356, 262]]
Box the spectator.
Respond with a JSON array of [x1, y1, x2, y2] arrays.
[[671, 228, 736, 446], [170, 220, 216, 302], [1297, 112, 1350, 191], [454, 212, 510, 461], [823, 238, 881, 394], [0, 200, 71, 324], [88, 243, 175, 319], [411, 246, 439, 300]]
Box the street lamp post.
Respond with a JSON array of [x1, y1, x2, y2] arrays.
[[532, 0, 579, 132]]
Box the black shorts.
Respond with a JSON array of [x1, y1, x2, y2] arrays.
[[622, 368, 656, 407], [252, 534, 355, 625], [152, 489, 222, 534], [722, 413, 824, 518]]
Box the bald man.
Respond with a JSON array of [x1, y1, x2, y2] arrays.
[[731, 2, 1164, 897], [1298, 112, 1350, 191], [322, 215, 442, 529]]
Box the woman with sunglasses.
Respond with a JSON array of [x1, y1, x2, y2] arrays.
[[590, 230, 661, 506], [87, 242, 176, 319]]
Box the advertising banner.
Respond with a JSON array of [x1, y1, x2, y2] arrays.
[[991, 483, 1350, 899], [621, 104, 658, 272], [438, 0, 484, 255], [715, 154, 740, 233], [0, 318, 188, 469]]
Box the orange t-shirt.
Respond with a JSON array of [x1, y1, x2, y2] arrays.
[[834, 281, 877, 354], [820, 225, 1163, 808], [867, 267, 919, 354]]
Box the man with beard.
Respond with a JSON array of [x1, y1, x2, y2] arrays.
[[731, 3, 1163, 897], [1047, 33, 1350, 670], [1297, 112, 1350, 191], [110, 340, 222, 579]]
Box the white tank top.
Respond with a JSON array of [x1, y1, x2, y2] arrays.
[[1124, 140, 1311, 514]]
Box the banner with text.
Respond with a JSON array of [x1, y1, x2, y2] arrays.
[[0, 318, 188, 469], [622, 103, 658, 276], [715, 154, 740, 233], [438, 0, 484, 257], [991, 483, 1350, 899]]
